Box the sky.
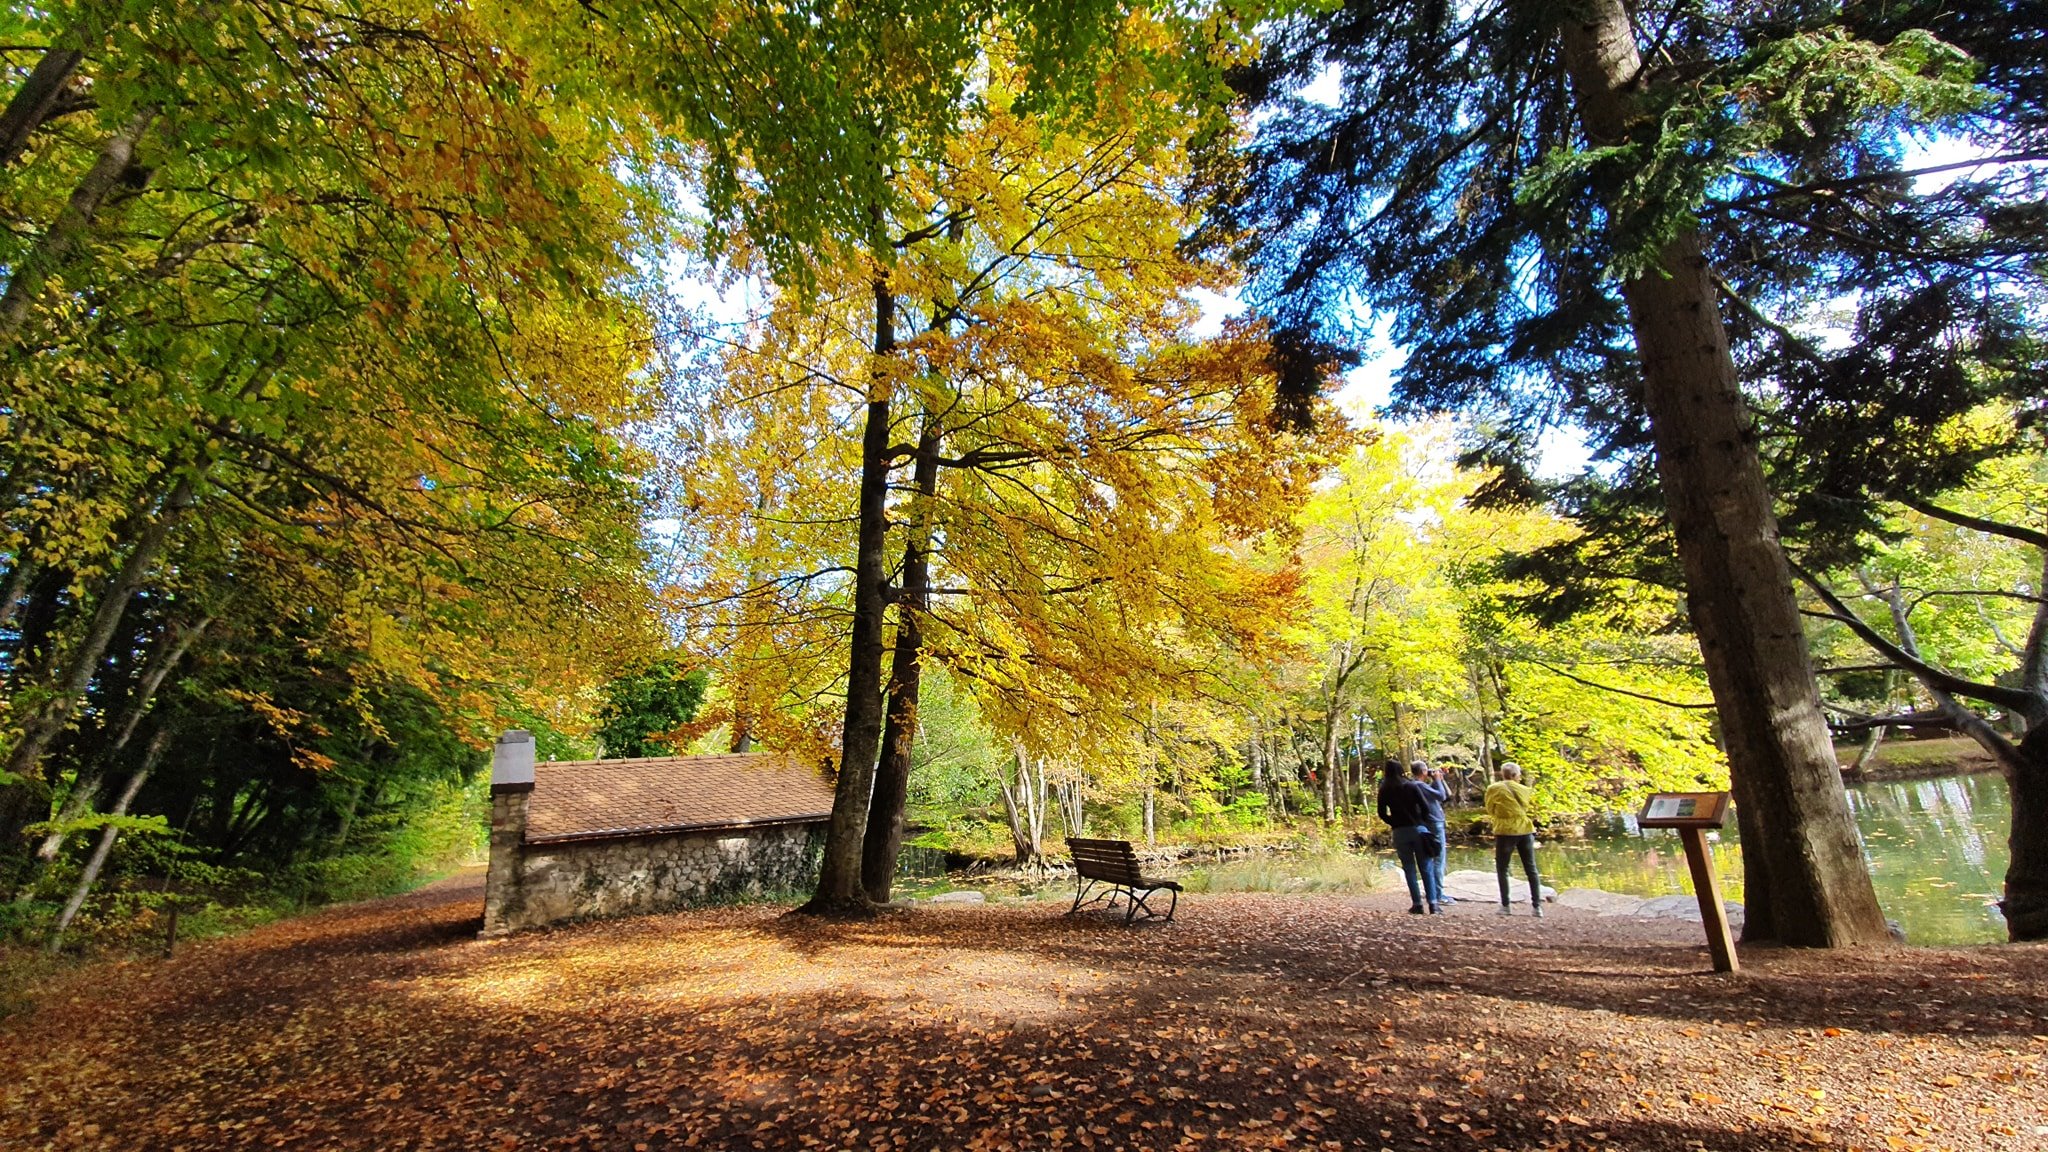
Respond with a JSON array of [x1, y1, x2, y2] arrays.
[[648, 113, 2015, 531]]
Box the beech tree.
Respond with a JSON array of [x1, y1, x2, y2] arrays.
[[1, 1, 660, 908], [1271, 423, 1728, 820], [668, 32, 1320, 908], [1208, 0, 2033, 945]]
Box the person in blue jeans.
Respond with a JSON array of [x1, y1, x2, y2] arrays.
[[1414, 760, 1453, 904], [1377, 760, 1445, 913]]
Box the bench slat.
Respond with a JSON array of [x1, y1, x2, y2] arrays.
[[1063, 836, 1180, 923]]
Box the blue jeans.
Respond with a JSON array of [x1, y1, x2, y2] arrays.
[[1393, 825, 1444, 910], [1430, 817, 1451, 897]]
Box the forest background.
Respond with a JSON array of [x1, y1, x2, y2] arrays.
[[0, 0, 2042, 962]]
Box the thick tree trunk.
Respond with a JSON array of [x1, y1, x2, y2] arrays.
[[0, 46, 85, 168], [2005, 557, 2048, 937], [860, 420, 940, 904], [0, 104, 155, 344], [2008, 727, 2048, 940], [47, 728, 166, 952], [804, 280, 898, 915], [1554, 0, 1888, 947], [2021, 552, 2048, 730]]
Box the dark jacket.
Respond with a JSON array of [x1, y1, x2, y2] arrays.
[[1377, 776, 1442, 829]]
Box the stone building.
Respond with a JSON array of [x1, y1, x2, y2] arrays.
[[482, 730, 834, 935]]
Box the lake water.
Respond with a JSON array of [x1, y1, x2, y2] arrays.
[[1187, 772, 2012, 946]]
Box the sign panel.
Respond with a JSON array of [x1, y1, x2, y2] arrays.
[[1638, 791, 1730, 829]]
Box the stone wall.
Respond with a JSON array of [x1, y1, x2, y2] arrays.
[[482, 819, 824, 936]]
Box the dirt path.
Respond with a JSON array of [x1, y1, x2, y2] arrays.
[[1, 873, 2042, 1151]]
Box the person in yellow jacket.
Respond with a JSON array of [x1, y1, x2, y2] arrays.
[[1484, 762, 1543, 917]]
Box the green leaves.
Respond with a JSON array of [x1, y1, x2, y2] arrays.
[[1519, 25, 1981, 281], [596, 661, 710, 758], [534, 0, 1134, 285]]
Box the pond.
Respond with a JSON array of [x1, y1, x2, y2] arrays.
[[1185, 771, 2012, 946]]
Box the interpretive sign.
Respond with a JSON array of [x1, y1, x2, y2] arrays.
[[1637, 791, 1730, 829], [1639, 790, 1738, 974]]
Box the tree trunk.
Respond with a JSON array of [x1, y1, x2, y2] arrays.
[[2008, 727, 2048, 940], [332, 777, 364, 852], [2020, 550, 2048, 730], [1470, 663, 1498, 786], [1056, 775, 1085, 838], [997, 743, 1046, 865], [0, 477, 193, 865], [31, 615, 208, 869], [1870, 568, 2048, 939], [0, 104, 155, 344], [0, 549, 32, 634], [997, 756, 1032, 864], [1319, 713, 1341, 823], [1554, 0, 1888, 947], [1392, 698, 1414, 764], [46, 728, 167, 952], [860, 419, 940, 904], [1145, 706, 1160, 846], [804, 279, 898, 915], [2006, 555, 2048, 937], [0, 46, 85, 168]]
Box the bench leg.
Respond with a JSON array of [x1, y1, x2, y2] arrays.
[[1122, 886, 1178, 923], [1069, 876, 1094, 915]]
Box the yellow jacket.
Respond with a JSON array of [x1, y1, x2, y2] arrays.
[[1485, 780, 1535, 836]]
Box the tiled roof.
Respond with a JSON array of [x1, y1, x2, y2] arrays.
[[524, 753, 836, 845]]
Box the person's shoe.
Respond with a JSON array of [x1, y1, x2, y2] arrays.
[[1428, 904, 1442, 915], [1409, 905, 1426, 915], [1532, 904, 1545, 918], [1439, 896, 1456, 906], [1497, 904, 1512, 916]]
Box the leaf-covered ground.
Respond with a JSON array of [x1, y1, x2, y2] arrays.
[[2, 872, 2043, 1151]]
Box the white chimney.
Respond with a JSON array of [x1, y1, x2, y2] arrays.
[[492, 730, 536, 793]]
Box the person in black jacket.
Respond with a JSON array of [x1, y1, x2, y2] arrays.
[[1376, 759, 1445, 913]]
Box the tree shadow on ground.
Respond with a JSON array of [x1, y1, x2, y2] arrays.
[[3, 884, 2040, 1151]]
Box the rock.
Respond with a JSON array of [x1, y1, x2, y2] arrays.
[[927, 890, 986, 905], [1556, 888, 1649, 917], [1439, 868, 1555, 904], [1636, 894, 1745, 927]]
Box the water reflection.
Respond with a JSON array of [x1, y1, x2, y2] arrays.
[[1444, 772, 2010, 945], [1185, 772, 2011, 946]]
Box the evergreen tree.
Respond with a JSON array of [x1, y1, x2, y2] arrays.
[[1210, 0, 2043, 944]]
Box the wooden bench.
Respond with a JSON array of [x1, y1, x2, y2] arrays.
[[1065, 837, 1181, 923]]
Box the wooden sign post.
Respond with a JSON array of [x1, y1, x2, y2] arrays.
[[1638, 792, 1738, 974]]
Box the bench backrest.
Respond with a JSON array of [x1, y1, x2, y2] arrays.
[[1067, 837, 1144, 885]]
